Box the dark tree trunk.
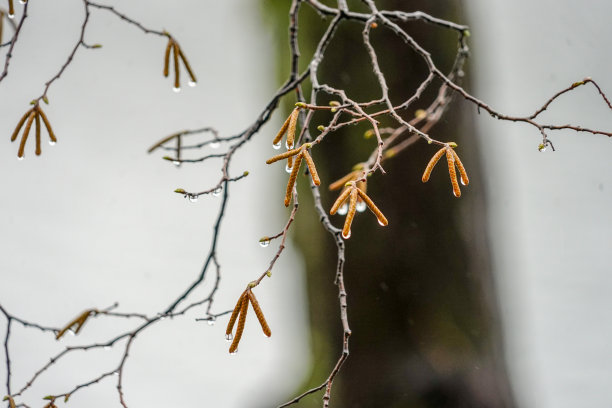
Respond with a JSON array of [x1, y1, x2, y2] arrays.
[[262, 1, 516, 407]]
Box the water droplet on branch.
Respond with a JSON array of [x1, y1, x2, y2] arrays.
[[225, 333, 233, 342], [285, 164, 292, 173], [207, 317, 216, 326], [259, 239, 270, 248], [356, 201, 367, 213], [49, 140, 56, 146], [188, 81, 197, 87], [173, 87, 181, 93], [272, 142, 281, 150], [338, 204, 348, 215], [188, 195, 199, 203], [210, 141, 220, 149], [212, 187, 222, 197]]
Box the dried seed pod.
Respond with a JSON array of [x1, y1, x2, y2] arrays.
[[302, 150, 320, 186], [329, 171, 360, 191], [34, 112, 41, 155], [178, 47, 197, 85], [286, 107, 299, 149], [226, 292, 246, 337], [422, 147, 446, 183], [0, 11, 4, 44], [445, 148, 461, 197], [163, 39, 173, 77], [56, 310, 94, 340], [172, 40, 180, 90], [342, 188, 358, 239], [10, 108, 33, 142], [330, 187, 352, 215], [37, 107, 57, 143], [284, 151, 303, 207], [450, 149, 469, 186], [272, 110, 293, 146], [357, 189, 388, 226], [3, 395, 16, 408], [265, 146, 301, 164], [229, 294, 249, 353], [17, 111, 36, 158], [246, 290, 271, 337]]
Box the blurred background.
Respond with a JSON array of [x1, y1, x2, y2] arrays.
[[1, 1, 611, 407]]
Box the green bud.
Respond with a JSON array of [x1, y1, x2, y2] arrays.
[[243, 171, 249, 177], [317, 125, 325, 132], [43, 96, 49, 104], [174, 188, 186, 194], [266, 271, 272, 278], [92, 44, 103, 49]]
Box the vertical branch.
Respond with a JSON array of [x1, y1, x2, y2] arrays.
[[4, 318, 12, 396], [0, 0, 29, 83]]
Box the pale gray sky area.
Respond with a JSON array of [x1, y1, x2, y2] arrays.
[[1, 1, 309, 407], [466, 1, 612, 407], [1, 1, 611, 408]]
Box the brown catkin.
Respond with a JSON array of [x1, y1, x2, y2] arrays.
[[357, 189, 388, 226], [173, 41, 180, 89], [225, 292, 246, 336], [34, 112, 41, 155], [330, 187, 352, 215], [246, 290, 271, 337], [17, 111, 36, 158], [302, 150, 320, 186], [272, 112, 293, 145], [229, 295, 249, 353], [0, 11, 4, 45], [11, 108, 33, 142], [8, 0, 14, 17], [37, 107, 57, 143], [56, 310, 92, 340], [329, 171, 358, 191], [265, 147, 301, 164], [286, 108, 300, 149], [178, 47, 197, 84], [451, 149, 469, 186], [422, 147, 446, 183], [284, 152, 303, 207], [163, 39, 172, 77], [342, 188, 358, 239], [445, 148, 461, 197]]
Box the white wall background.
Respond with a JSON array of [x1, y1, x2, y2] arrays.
[[0, 1, 310, 407], [465, 1, 612, 407]]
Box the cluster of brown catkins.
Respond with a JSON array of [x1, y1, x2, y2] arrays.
[[11, 105, 56, 159]]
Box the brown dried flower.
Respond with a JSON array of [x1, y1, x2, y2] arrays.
[[225, 288, 271, 354], [163, 34, 197, 91], [266, 143, 321, 206], [330, 182, 388, 239], [3, 396, 16, 408], [422, 142, 469, 197], [56, 309, 97, 340], [11, 105, 57, 159]]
